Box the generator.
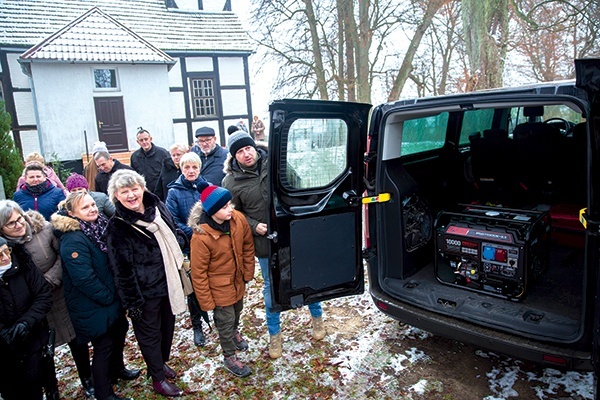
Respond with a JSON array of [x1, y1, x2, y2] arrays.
[[434, 205, 550, 300]]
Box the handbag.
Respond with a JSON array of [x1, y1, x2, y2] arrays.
[[180, 256, 194, 296]]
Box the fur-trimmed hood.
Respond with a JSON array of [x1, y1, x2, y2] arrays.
[[24, 209, 47, 234], [187, 201, 206, 234], [50, 212, 81, 234]]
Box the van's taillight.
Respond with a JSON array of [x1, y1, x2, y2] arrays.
[[542, 354, 568, 366], [376, 301, 387, 311]]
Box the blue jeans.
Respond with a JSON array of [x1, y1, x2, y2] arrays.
[[258, 257, 322, 336]]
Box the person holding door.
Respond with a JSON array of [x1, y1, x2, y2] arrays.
[[222, 131, 326, 359]]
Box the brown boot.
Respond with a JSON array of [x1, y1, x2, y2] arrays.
[[312, 316, 326, 340], [269, 333, 282, 359]]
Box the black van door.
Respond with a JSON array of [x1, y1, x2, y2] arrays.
[[266, 99, 371, 311]]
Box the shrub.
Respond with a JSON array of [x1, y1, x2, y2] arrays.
[[0, 102, 23, 198]]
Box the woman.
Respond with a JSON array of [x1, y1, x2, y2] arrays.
[[52, 192, 135, 400], [65, 172, 115, 217], [155, 143, 188, 201], [165, 152, 211, 347], [0, 236, 52, 400], [106, 169, 186, 397], [16, 152, 67, 195], [0, 199, 91, 399], [13, 163, 65, 221]]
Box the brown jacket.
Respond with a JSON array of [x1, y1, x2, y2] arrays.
[[188, 202, 255, 311]]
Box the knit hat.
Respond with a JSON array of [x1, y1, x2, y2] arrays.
[[92, 141, 108, 154], [65, 173, 89, 192], [195, 126, 215, 137], [200, 185, 232, 216], [227, 131, 256, 157], [227, 125, 239, 135], [0, 237, 6, 248]]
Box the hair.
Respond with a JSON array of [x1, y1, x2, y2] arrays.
[[179, 152, 201, 169], [136, 127, 150, 138], [62, 191, 90, 215], [169, 143, 188, 154], [23, 162, 46, 176], [24, 152, 45, 164], [94, 150, 111, 161], [0, 200, 25, 232], [107, 170, 146, 204]]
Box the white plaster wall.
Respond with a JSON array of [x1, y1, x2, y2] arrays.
[[186, 57, 213, 72], [7, 53, 30, 89], [19, 129, 41, 157], [221, 88, 248, 116], [168, 59, 182, 87], [13, 91, 37, 125], [170, 91, 186, 119], [29, 63, 173, 160], [172, 122, 191, 147], [218, 57, 245, 86]]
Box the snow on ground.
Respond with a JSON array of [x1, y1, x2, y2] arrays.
[[52, 264, 594, 399]]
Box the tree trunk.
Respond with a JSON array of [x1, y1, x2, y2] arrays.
[[303, 0, 329, 100]]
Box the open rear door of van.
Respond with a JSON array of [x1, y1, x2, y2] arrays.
[[575, 58, 600, 398], [266, 99, 371, 311]]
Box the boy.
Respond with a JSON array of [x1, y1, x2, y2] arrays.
[[188, 185, 255, 377]]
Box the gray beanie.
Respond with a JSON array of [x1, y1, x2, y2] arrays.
[[0, 237, 7, 248], [227, 131, 256, 156]]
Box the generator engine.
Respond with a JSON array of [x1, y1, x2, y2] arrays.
[[435, 205, 550, 300]]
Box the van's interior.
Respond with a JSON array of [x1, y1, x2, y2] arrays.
[[375, 98, 588, 344]]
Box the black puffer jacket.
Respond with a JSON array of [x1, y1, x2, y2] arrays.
[[0, 244, 52, 354], [154, 157, 181, 201], [131, 144, 170, 197], [106, 191, 181, 310]]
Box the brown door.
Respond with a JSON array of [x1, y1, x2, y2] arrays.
[[94, 97, 128, 152]]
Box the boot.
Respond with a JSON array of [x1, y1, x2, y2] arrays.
[[81, 377, 95, 399], [152, 379, 183, 397], [163, 363, 177, 380], [193, 326, 206, 347], [223, 354, 251, 378], [232, 331, 248, 351], [312, 316, 326, 340], [269, 333, 282, 359]]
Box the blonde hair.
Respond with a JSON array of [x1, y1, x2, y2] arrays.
[[179, 152, 201, 169], [24, 152, 45, 164], [169, 143, 188, 154], [62, 191, 90, 214]]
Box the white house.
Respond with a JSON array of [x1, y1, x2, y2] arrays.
[[0, 0, 254, 167]]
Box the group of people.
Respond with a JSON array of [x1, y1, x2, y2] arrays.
[[1, 119, 326, 400]]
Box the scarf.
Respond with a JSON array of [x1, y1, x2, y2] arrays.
[[200, 212, 230, 233], [134, 207, 186, 315], [25, 180, 48, 196], [78, 214, 108, 253]]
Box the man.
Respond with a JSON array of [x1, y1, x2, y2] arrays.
[[93, 150, 133, 194], [13, 163, 65, 221], [130, 128, 170, 195], [222, 131, 326, 359], [190, 126, 228, 185]]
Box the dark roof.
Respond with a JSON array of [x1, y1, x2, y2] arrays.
[[0, 0, 254, 53]]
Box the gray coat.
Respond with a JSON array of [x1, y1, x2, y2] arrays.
[[22, 210, 76, 346], [221, 147, 269, 258]]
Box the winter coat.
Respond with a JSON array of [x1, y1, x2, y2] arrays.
[[13, 180, 66, 221], [17, 211, 75, 346], [190, 145, 228, 186], [221, 147, 269, 257], [188, 203, 255, 311], [89, 190, 115, 218], [94, 160, 133, 194], [0, 244, 52, 355], [154, 157, 181, 201], [52, 212, 122, 343], [130, 144, 171, 197], [165, 174, 209, 239], [16, 165, 67, 196], [106, 191, 180, 310]]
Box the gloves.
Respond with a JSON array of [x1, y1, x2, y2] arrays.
[[0, 321, 30, 345], [127, 307, 143, 322]]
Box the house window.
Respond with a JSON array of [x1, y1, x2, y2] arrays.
[[191, 78, 216, 117], [93, 68, 118, 89]]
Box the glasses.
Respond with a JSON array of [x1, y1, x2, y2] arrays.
[[4, 215, 25, 230], [197, 138, 214, 144], [0, 247, 12, 258]]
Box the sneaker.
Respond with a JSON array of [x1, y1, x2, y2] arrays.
[[312, 316, 326, 340], [268, 333, 282, 359], [232, 331, 248, 351], [223, 354, 252, 378]]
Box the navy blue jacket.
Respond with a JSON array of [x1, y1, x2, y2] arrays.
[[190, 145, 228, 186], [165, 175, 209, 239], [13, 180, 65, 221]]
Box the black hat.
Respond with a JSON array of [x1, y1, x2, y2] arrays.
[[195, 126, 216, 137]]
